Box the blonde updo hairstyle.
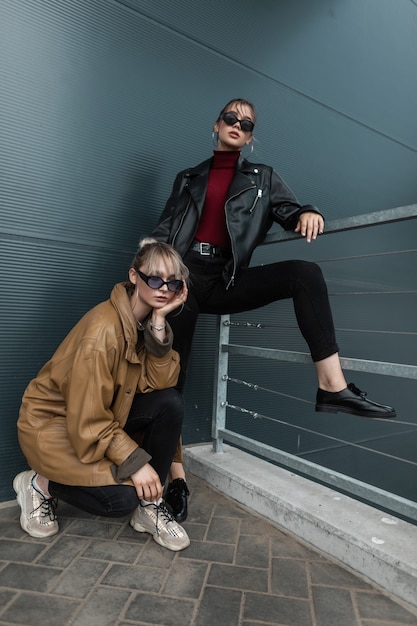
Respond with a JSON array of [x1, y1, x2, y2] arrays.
[[130, 238, 189, 285]]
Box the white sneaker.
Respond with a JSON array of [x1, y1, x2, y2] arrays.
[[130, 500, 190, 551], [13, 471, 59, 538]]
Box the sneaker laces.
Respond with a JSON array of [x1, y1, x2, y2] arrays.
[[31, 477, 58, 522], [39, 496, 58, 522], [142, 500, 175, 536]]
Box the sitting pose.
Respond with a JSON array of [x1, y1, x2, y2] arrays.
[[151, 97, 397, 521], [14, 240, 190, 552]]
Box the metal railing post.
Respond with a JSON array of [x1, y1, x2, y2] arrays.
[[212, 314, 230, 453]]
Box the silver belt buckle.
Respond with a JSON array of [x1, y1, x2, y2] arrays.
[[200, 242, 211, 255]]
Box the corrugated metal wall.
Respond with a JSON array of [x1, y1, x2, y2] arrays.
[[1, 0, 416, 501]]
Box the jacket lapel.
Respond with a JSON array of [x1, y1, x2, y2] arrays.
[[186, 158, 212, 216], [227, 156, 257, 199], [185, 155, 257, 212]]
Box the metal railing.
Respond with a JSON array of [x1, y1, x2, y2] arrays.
[[212, 204, 417, 521]]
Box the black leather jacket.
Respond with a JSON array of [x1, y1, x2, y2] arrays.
[[151, 154, 322, 288]]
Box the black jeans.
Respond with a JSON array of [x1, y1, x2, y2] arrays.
[[49, 388, 183, 517], [170, 251, 339, 391]]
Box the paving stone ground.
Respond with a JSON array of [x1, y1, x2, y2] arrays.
[[1, 473, 416, 626]]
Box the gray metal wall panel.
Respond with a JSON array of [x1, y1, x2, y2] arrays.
[[127, 0, 417, 145], [1, 0, 416, 501], [124, 0, 417, 211]]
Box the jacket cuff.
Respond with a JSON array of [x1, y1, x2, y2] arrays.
[[111, 447, 152, 483], [143, 320, 174, 357], [297, 204, 324, 220]]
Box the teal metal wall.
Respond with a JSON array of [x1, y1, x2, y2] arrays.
[[1, 0, 416, 501]]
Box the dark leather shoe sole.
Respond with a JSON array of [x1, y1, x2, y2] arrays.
[[315, 403, 396, 418]]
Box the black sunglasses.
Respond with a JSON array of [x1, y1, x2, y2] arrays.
[[137, 270, 183, 293], [221, 111, 254, 133]]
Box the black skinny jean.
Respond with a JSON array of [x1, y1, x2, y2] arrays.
[[49, 388, 183, 517], [169, 250, 339, 391]]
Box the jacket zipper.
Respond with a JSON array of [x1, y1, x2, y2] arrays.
[[224, 184, 258, 289], [249, 188, 263, 212]]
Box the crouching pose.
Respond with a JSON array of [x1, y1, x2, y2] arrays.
[[14, 240, 190, 552]]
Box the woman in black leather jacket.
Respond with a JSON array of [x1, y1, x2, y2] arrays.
[[150, 98, 396, 521]]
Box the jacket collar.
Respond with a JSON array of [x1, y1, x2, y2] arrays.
[[110, 282, 142, 363], [185, 154, 258, 211], [228, 154, 258, 197], [185, 159, 210, 211], [186, 154, 256, 176], [236, 153, 259, 174]]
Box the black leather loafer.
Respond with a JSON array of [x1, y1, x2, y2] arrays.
[[164, 478, 189, 523], [315, 383, 396, 419]]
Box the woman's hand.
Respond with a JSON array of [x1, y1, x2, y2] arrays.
[[131, 463, 163, 501], [149, 280, 188, 339], [294, 212, 324, 243], [154, 280, 188, 319]]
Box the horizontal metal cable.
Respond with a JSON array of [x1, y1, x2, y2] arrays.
[[225, 320, 417, 336], [329, 290, 417, 296], [226, 375, 417, 429], [317, 247, 417, 264], [225, 399, 417, 467], [227, 376, 312, 405], [336, 327, 417, 335]]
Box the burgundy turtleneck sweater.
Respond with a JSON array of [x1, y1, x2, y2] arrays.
[[194, 150, 240, 250]]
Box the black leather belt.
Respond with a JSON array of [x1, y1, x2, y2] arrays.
[[190, 241, 230, 257]]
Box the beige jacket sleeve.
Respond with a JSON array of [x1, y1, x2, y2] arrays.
[[136, 320, 180, 393]]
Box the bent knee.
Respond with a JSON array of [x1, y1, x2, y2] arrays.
[[158, 387, 184, 412], [296, 260, 325, 285]]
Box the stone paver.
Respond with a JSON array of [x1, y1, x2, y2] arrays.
[[0, 473, 416, 626]]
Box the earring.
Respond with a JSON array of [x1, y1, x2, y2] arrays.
[[212, 131, 218, 147], [243, 141, 254, 156]]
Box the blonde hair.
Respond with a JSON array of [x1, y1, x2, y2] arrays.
[[131, 239, 189, 283]]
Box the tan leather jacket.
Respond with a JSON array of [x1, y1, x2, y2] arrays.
[[17, 282, 180, 487]]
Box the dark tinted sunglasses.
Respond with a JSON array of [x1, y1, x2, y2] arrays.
[[137, 270, 183, 293], [221, 111, 254, 132]]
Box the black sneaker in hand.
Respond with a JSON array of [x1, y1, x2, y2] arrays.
[[164, 478, 189, 523]]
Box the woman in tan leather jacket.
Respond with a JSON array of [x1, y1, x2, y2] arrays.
[[14, 240, 191, 551]]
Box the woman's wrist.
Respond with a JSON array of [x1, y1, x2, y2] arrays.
[[150, 322, 166, 331], [150, 315, 166, 332]]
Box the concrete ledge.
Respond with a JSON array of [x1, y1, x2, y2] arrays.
[[184, 443, 417, 609]]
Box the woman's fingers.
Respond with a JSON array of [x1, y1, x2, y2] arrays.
[[295, 213, 324, 242], [132, 464, 163, 501]]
